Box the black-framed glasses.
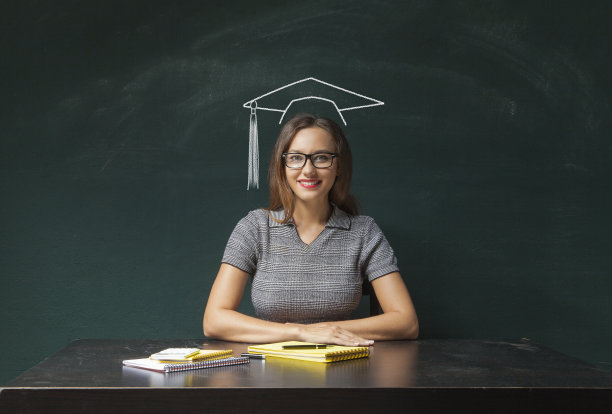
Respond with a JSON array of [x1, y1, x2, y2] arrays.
[[282, 152, 339, 169]]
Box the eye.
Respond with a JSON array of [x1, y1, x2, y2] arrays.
[[288, 154, 305, 162], [313, 154, 331, 163]]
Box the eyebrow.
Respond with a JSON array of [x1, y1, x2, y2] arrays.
[[285, 149, 336, 154]]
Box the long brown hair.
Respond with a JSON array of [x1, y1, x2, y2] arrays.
[[267, 113, 358, 223]]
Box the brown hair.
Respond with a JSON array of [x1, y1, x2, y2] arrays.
[[267, 113, 358, 223]]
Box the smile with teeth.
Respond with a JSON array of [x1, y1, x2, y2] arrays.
[[298, 179, 322, 189]]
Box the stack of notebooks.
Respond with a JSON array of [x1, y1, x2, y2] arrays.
[[247, 341, 370, 363], [122, 348, 249, 373]]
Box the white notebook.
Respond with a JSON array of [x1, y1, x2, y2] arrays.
[[122, 356, 249, 373]]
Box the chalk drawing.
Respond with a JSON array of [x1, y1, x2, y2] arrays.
[[243, 77, 384, 124], [243, 77, 384, 190]]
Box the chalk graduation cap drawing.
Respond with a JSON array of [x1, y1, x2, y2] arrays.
[[243, 77, 384, 190]]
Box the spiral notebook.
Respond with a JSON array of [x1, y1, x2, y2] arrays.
[[149, 348, 233, 362], [247, 341, 369, 363], [122, 356, 249, 373]]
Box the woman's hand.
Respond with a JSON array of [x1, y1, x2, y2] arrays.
[[291, 323, 374, 347]]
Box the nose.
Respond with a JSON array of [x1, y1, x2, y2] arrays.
[[301, 157, 317, 174]]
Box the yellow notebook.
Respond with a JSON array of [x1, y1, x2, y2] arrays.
[[150, 348, 233, 363], [247, 341, 369, 363]]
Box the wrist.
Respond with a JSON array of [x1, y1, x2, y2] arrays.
[[284, 323, 304, 341]]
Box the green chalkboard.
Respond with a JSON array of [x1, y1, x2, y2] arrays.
[[1, 0, 611, 384]]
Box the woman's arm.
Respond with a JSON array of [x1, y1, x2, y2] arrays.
[[315, 272, 419, 340], [203, 263, 374, 346]]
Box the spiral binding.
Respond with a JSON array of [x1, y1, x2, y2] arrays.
[[164, 357, 250, 372]]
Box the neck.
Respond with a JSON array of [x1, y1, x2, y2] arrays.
[[292, 198, 332, 227]]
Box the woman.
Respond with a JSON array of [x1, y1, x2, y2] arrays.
[[203, 114, 418, 346]]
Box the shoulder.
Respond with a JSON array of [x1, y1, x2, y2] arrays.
[[329, 208, 385, 239], [348, 213, 376, 226], [346, 214, 392, 245], [231, 209, 270, 233], [241, 208, 270, 223], [345, 213, 379, 234]]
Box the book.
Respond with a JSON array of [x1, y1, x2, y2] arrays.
[[247, 341, 370, 363], [122, 356, 250, 373], [150, 348, 233, 362]]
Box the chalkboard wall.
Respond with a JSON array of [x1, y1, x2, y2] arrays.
[[2, 0, 611, 383]]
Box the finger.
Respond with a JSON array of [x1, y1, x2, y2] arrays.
[[329, 329, 373, 346], [299, 324, 373, 346]]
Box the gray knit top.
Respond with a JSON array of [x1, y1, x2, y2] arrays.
[[221, 206, 400, 324]]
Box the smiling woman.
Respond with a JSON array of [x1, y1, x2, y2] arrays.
[[203, 114, 419, 346], [268, 115, 357, 224], [282, 128, 340, 219]]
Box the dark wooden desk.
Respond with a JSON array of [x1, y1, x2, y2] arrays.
[[2, 339, 611, 413]]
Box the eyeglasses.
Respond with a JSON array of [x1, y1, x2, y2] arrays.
[[282, 152, 339, 169]]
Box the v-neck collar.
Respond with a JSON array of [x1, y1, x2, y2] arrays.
[[267, 204, 351, 230]]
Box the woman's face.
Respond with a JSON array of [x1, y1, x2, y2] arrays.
[[284, 127, 338, 206]]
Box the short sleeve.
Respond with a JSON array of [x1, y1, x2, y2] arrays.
[[221, 211, 261, 275], [359, 218, 400, 282]]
